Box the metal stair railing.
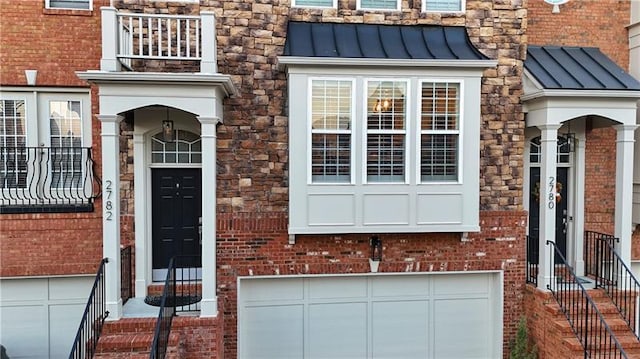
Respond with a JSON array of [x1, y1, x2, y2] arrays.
[[68, 258, 109, 359], [547, 240, 627, 359], [584, 230, 640, 340]]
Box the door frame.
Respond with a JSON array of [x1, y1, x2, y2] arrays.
[[524, 124, 586, 273]]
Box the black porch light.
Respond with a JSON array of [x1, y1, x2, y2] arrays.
[[370, 235, 382, 262]]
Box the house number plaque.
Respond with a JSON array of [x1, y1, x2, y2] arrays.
[[104, 180, 114, 221], [547, 176, 555, 210]]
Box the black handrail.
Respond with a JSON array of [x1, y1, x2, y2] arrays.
[[547, 240, 627, 358], [121, 245, 133, 305], [149, 255, 202, 358], [68, 258, 109, 359], [0, 146, 100, 213], [584, 231, 640, 340], [526, 235, 538, 286]]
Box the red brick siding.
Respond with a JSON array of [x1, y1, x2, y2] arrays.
[[217, 210, 527, 358], [527, 0, 630, 69], [584, 127, 617, 235], [0, 0, 104, 87]]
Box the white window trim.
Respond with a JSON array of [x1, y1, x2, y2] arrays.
[[45, 0, 93, 11], [356, 0, 401, 11], [417, 79, 464, 185], [362, 78, 410, 185], [307, 77, 356, 185], [292, 0, 337, 9], [422, 0, 465, 13]]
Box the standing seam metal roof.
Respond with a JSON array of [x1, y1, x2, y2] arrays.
[[525, 46, 640, 91], [283, 21, 488, 61]]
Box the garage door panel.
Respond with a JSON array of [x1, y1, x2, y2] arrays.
[[0, 279, 47, 301], [372, 300, 429, 358], [434, 298, 491, 358], [49, 303, 86, 358], [243, 305, 304, 359], [308, 302, 367, 358], [0, 305, 48, 359], [433, 273, 490, 296], [48, 277, 93, 300], [371, 276, 429, 297], [242, 278, 303, 302], [308, 277, 366, 299]]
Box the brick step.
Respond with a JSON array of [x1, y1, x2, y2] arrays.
[[147, 283, 202, 296], [102, 318, 158, 335], [95, 331, 180, 354], [553, 318, 633, 335]]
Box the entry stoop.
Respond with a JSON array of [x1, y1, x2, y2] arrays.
[[94, 318, 184, 358], [541, 288, 640, 358]]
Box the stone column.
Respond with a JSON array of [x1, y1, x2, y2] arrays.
[[198, 116, 220, 317], [537, 124, 561, 290], [614, 124, 638, 265], [98, 114, 123, 320]]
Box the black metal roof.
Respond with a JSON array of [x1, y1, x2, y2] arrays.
[[525, 46, 640, 91], [283, 21, 488, 60]]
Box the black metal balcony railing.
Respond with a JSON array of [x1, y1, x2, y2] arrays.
[[584, 230, 640, 340], [526, 235, 538, 286], [69, 258, 109, 359], [547, 241, 627, 358], [0, 147, 100, 213]]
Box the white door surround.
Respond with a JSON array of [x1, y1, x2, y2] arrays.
[[76, 71, 237, 318]]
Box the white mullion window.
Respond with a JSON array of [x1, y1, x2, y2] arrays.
[[420, 81, 460, 182], [365, 80, 407, 183], [310, 79, 353, 184], [46, 0, 92, 10], [293, 0, 336, 8], [423, 0, 464, 12], [49, 100, 83, 189], [0, 98, 27, 189], [358, 0, 400, 11]]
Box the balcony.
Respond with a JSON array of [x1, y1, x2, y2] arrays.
[[100, 7, 217, 73], [0, 147, 100, 213]]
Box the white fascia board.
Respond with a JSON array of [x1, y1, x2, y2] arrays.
[[76, 71, 238, 97], [522, 88, 640, 102], [288, 224, 481, 235], [277, 56, 497, 70]]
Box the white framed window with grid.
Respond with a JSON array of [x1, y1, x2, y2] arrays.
[[309, 78, 354, 184], [45, 0, 92, 10], [0, 98, 27, 189], [423, 0, 464, 12], [292, 0, 336, 8], [357, 0, 400, 11], [365, 80, 408, 183], [419, 81, 461, 182]]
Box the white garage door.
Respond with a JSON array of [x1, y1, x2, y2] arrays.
[[238, 272, 502, 359], [0, 276, 93, 359]]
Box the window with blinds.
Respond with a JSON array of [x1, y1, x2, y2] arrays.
[[49, 100, 83, 188], [46, 0, 91, 10], [420, 82, 460, 181], [0, 99, 27, 188], [310, 79, 353, 183], [358, 0, 400, 10], [293, 0, 335, 7], [366, 80, 407, 183], [424, 0, 463, 12]]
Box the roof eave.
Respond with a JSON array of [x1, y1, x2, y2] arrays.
[[522, 89, 640, 102], [277, 56, 498, 70]]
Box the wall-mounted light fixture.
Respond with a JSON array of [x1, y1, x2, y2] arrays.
[[162, 120, 174, 142], [369, 235, 382, 272]]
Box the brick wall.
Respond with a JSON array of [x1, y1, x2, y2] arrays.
[[217, 210, 527, 358]]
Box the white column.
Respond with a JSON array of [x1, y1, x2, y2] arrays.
[[537, 124, 561, 290], [100, 7, 120, 72], [614, 124, 638, 265], [200, 12, 217, 74], [133, 132, 147, 297], [98, 114, 123, 320], [198, 116, 220, 316], [573, 129, 587, 276]]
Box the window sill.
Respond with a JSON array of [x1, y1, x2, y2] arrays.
[[43, 8, 93, 16]]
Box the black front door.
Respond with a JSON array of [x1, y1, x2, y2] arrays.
[[152, 168, 202, 271], [528, 167, 569, 263]]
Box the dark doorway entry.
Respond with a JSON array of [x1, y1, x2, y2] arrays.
[[151, 168, 202, 277], [528, 167, 569, 263]]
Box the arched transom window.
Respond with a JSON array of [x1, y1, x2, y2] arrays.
[[151, 129, 201, 164], [529, 134, 571, 164]]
